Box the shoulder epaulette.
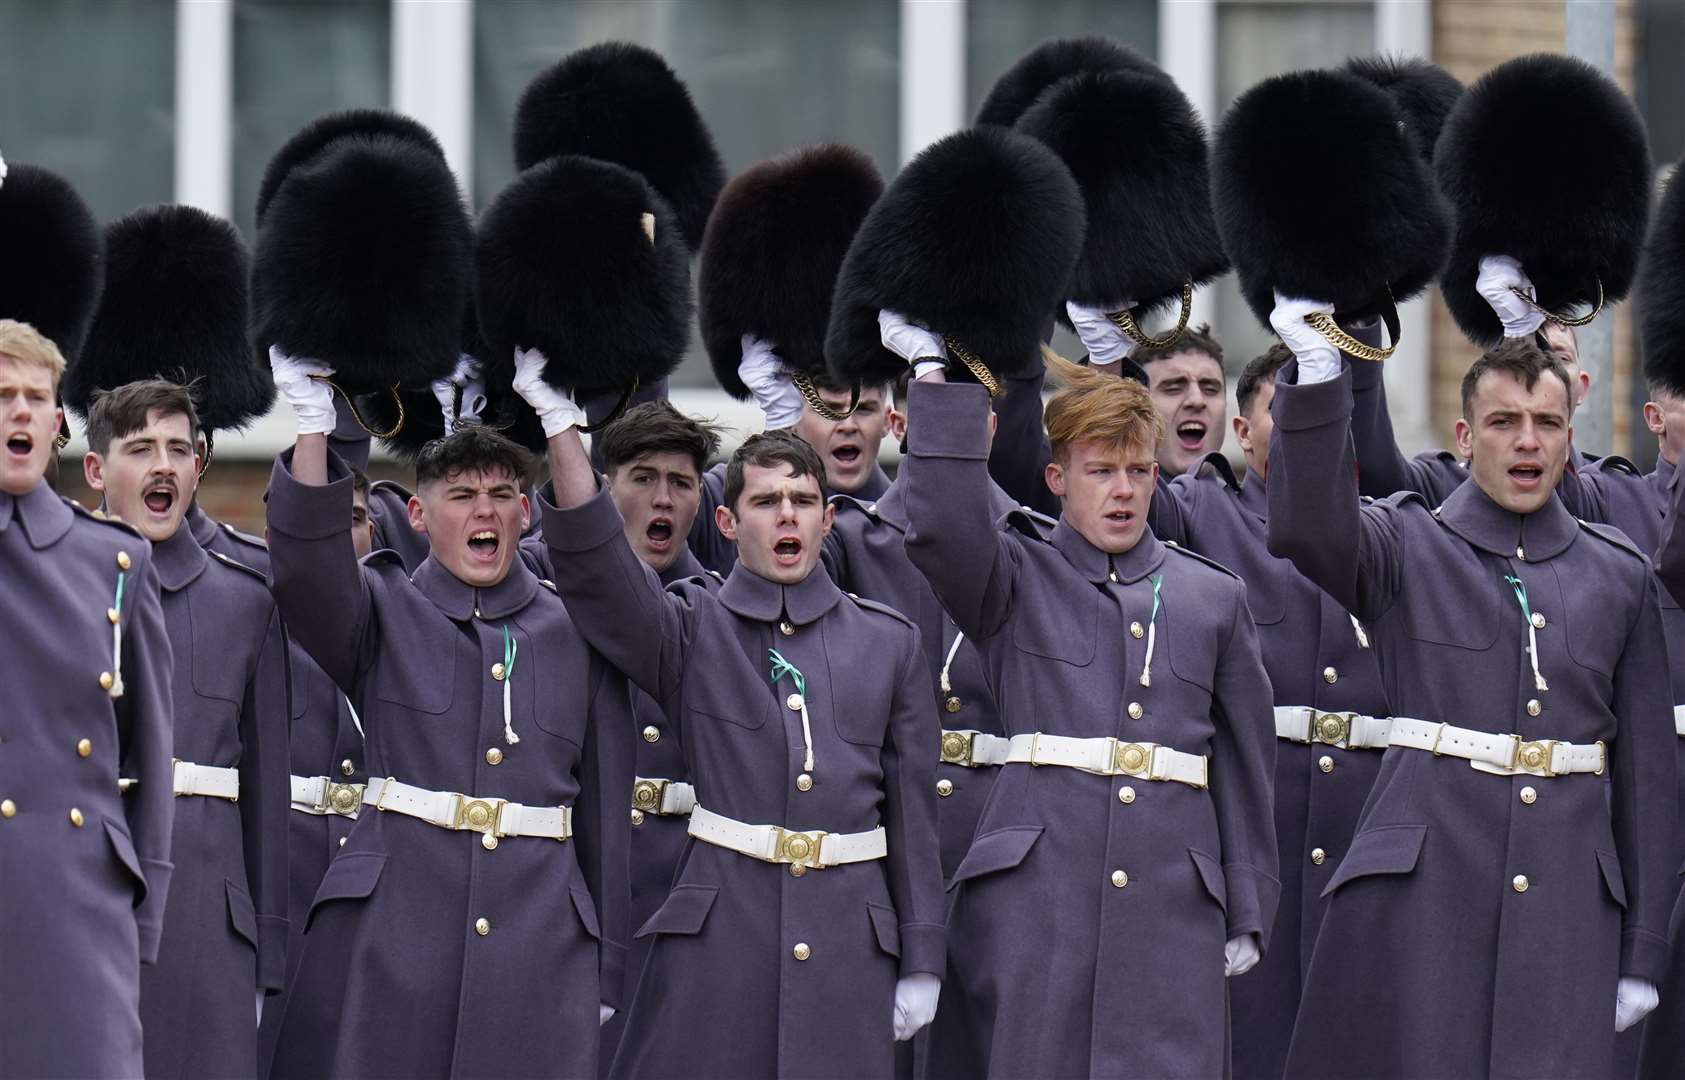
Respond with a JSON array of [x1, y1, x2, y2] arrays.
[[845, 591, 916, 629], [537, 578, 558, 594], [1001, 506, 1057, 540], [70, 501, 145, 538], [1591, 454, 1641, 477], [207, 548, 269, 584], [370, 478, 415, 499], [1161, 539, 1240, 580], [828, 493, 879, 519], [1195, 452, 1241, 492], [217, 521, 269, 552], [1576, 518, 1647, 561], [363, 548, 408, 572], [707, 569, 725, 582]]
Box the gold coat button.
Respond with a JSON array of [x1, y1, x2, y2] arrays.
[[779, 621, 795, 637], [792, 942, 811, 961], [786, 693, 804, 712], [1526, 699, 1541, 717], [481, 834, 498, 851], [340, 759, 356, 777], [0, 799, 12, 818], [642, 726, 661, 744], [1531, 612, 1546, 629], [1318, 755, 1334, 774], [492, 662, 506, 681], [486, 748, 503, 765], [936, 778, 954, 797], [1512, 874, 1529, 893], [98, 671, 114, 691], [116, 551, 131, 570], [630, 809, 645, 826], [1520, 786, 1537, 805], [475, 917, 491, 936], [1311, 847, 1326, 865], [77, 738, 92, 758], [107, 607, 120, 625], [797, 774, 814, 792], [1323, 667, 1338, 684], [1130, 622, 1144, 639], [1118, 786, 1135, 804], [944, 696, 962, 714], [1127, 702, 1143, 720], [69, 807, 84, 827], [1110, 870, 1128, 888]]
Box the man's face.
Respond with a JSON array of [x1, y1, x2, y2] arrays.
[[1045, 438, 1158, 555], [715, 462, 833, 585], [1644, 390, 1685, 467], [83, 408, 199, 542], [0, 354, 61, 496], [1540, 323, 1589, 409], [1142, 349, 1226, 475], [606, 450, 701, 573], [1233, 381, 1276, 481], [408, 467, 530, 588], [351, 487, 375, 561], [1455, 370, 1572, 515], [792, 384, 887, 494]]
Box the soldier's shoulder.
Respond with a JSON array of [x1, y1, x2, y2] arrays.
[[361, 548, 411, 577], [369, 478, 415, 501], [842, 590, 916, 630], [216, 520, 269, 555], [1586, 453, 1643, 478], [1188, 451, 1241, 492], [828, 494, 888, 527], [1000, 505, 1058, 542], [1574, 518, 1648, 565], [66, 500, 148, 541], [1161, 539, 1240, 582], [206, 548, 269, 585]]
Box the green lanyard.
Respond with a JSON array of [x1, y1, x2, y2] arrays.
[[769, 648, 815, 771], [1139, 574, 1163, 688], [1504, 575, 1548, 692]]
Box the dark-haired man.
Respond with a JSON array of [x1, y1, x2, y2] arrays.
[[516, 352, 945, 1079], [265, 353, 633, 1079], [1267, 298, 1675, 1078], [1122, 321, 1229, 476], [81, 378, 291, 1080], [0, 321, 176, 1080]]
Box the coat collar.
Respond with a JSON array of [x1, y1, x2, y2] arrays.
[[186, 500, 219, 550], [0, 481, 73, 547], [411, 553, 540, 622], [153, 525, 210, 592], [1238, 466, 1269, 521], [717, 563, 842, 625], [1434, 478, 1577, 561], [1051, 518, 1166, 584], [658, 545, 707, 587]]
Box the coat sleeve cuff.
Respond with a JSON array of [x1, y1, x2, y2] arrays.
[[136, 857, 175, 964], [266, 448, 357, 541], [1621, 926, 1669, 984], [1222, 862, 1281, 952], [257, 914, 290, 990], [599, 938, 630, 1010], [539, 482, 620, 556], [898, 922, 947, 979], [1273, 362, 1355, 433], [907, 382, 992, 461]]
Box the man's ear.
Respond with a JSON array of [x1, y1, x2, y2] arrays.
[[885, 405, 907, 442], [715, 503, 738, 541], [1645, 401, 1666, 437], [1045, 460, 1066, 498], [1453, 417, 1473, 461], [518, 491, 531, 533], [1232, 414, 1253, 456], [820, 501, 835, 538], [407, 493, 428, 537], [83, 451, 105, 493]]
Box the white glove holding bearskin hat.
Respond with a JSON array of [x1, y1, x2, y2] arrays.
[[737, 334, 805, 431], [877, 310, 948, 380], [1268, 293, 1342, 385], [1475, 255, 1548, 339], [1066, 300, 1137, 368], [510, 347, 587, 438], [270, 346, 338, 436]]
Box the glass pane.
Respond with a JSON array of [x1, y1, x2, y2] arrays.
[[965, 0, 1158, 118], [474, 0, 900, 387], [232, 0, 391, 239], [0, 0, 175, 221]]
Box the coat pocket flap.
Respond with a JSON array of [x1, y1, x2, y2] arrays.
[[1188, 848, 1226, 912], [867, 901, 900, 958], [225, 878, 259, 948], [951, 825, 1044, 886], [569, 880, 602, 941], [305, 851, 387, 933], [1596, 849, 1628, 909], [1320, 825, 1427, 898], [634, 884, 719, 939], [102, 817, 148, 908]]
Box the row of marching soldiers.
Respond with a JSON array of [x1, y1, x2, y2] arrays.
[[5, 34, 1685, 1080]]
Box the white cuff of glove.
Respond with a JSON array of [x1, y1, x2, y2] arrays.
[[511, 347, 587, 438], [1615, 976, 1659, 1032], [599, 1003, 616, 1027], [1224, 934, 1261, 977], [1067, 299, 1136, 367], [431, 355, 488, 436], [738, 335, 805, 431], [878, 310, 947, 369], [1269, 292, 1342, 385], [1476, 254, 1547, 339], [893, 973, 940, 1041], [269, 346, 338, 436]]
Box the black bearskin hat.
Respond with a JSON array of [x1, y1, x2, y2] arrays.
[[513, 42, 724, 252], [974, 37, 1164, 128], [1343, 56, 1464, 165], [826, 126, 1084, 386], [1436, 53, 1651, 346], [1639, 164, 1685, 396], [255, 108, 447, 228], [0, 163, 103, 362], [699, 144, 884, 399]]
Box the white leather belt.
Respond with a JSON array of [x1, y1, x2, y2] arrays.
[[1274, 706, 1392, 750], [363, 777, 571, 850], [291, 774, 365, 818], [1003, 733, 1208, 788], [173, 760, 240, 800], [1389, 717, 1605, 778], [688, 805, 886, 877], [939, 729, 1010, 768], [1675, 705, 1685, 738], [632, 777, 696, 816]]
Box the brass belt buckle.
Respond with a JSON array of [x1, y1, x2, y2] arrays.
[[1114, 742, 1152, 777], [771, 826, 827, 877], [325, 781, 362, 817], [1315, 712, 1353, 748], [632, 779, 668, 814], [940, 731, 976, 767], [1516, 739, 1558, 777]]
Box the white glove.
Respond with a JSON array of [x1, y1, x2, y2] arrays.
[[738, 335, 804, 431], [1476, 254, 1547, 339], [1224, 933, 1261, 977], [599, 1003, 616, 1027], [878, 310, 948, 381], [1615, 976, 1659, 1032], [510, 347, 586, 438], [892, 973, 940, 1041], [430, 355, 487, 436], [269, 346, 337, 436], [1269, 293, 1342, 385], [1066, 300, 1135, 367]]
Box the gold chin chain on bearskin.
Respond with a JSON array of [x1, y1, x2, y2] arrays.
[[1511, 276, 1605, 328], [792, 373, 861, 422], [1303, 311, 1397, 363], [309, 376, 406, 438], [1105, 281, 1194, 349], [940, 337, 1004, 398]]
